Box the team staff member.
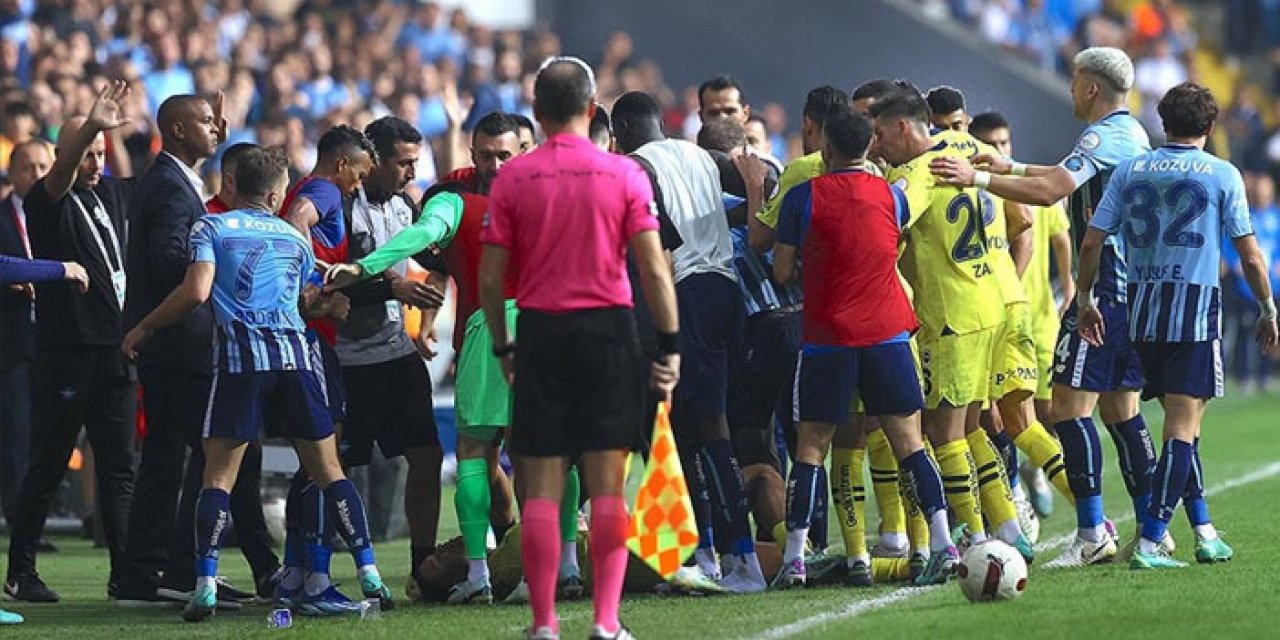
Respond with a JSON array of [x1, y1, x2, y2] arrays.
[[479, 57, 679, 640], [4, 81, 137, 603]]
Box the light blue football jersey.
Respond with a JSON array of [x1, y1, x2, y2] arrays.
[[1059, 109, 1151, 302], [189, 208, 315, 373], [1090, 144, 1253, 342]]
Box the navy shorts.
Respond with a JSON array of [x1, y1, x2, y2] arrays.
[[203, 368, 335, 441], [309, 334, 347, 424], [1135, 340, 1224, 400], [727, 310, 801, 468], [794, 341, 923, 424], [674, 273, 745, 419], [1052, 298, 1144, 392]]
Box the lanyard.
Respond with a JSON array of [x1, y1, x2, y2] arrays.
[[69, 190, 123, 272]]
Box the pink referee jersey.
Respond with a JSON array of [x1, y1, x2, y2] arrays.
[[480, 132, 660, 313]]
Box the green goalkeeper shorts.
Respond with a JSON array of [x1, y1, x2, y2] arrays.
[[455, 300, 518, 439]]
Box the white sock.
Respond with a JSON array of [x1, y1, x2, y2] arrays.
[[969, 530, 989, 543], [358, 564, 379, 581], [1194, 523, 1218, 540], [1138, 536, 1160, 555], [196, 576, 217, 593], [280, 566, 304, 591], [784, 528, 809, 564], [928, 511, 953, 553], [468, 559, 490, 583], [695, 547, 720, 577], [304, 571, 331, 596], [560, 543, 580, 578], [1079, 525, 1106, 543], [878, 531, 908, 551], [996, 519, 1023, 544], [740, 552, 763, 577], [1011, 483, 1027, 501]]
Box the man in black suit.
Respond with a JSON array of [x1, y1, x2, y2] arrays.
[[4, 82, 137, 603], [116, 94, 270, 607], [0, 141, 54, 541]]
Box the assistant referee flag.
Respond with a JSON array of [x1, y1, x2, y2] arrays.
[[627, 402, 699, 579]]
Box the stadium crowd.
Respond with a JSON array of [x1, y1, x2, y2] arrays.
[[0, 0, 1277, 637]]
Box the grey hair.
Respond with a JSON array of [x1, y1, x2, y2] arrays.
[[1073, 47, 1134, 95], [537, 55, 597, 96]]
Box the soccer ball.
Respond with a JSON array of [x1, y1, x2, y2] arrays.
[[956, 539, 1028, 602]]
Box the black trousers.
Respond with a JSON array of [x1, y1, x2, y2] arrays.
[[0, 359, 32, 526], [117, 369, 277, 594], [6, 347, 135, 581]]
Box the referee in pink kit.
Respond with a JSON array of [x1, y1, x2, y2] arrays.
[[477, 56, 680, 640]]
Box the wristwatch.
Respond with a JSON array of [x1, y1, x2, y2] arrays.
[[492, 342, 516, 358]]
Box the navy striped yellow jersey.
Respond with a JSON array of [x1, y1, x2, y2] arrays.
[[1058, 109, 1150, 303], [1090, 144, 1253, 342], [189, 208, 315, 373]]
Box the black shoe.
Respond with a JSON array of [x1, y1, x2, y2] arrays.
[[255, 568, 283, 601], [115, 586, 177, 609], [216, 577, 255, 604], [35, 538, 59, 554], [4, 572, 59, 603]]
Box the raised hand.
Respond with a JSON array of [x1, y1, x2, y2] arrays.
[[213, 90, 228, 145], [733, 148, 767, 191], [87, 80, 133, 132]]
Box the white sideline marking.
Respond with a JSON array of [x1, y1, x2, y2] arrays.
[[749, 460, 1280, 639]]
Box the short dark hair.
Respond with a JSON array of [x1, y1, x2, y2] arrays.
[[473, 111, 521, 139], [512, 113, 535, 136], [534, 57, 596, 124], [803, 85, 850, 126], [1158, 82, 1219, 139], [697, 119, 747, 154], [969, 111, 1010, 138], [317, 125, 378, 164], [746, 113, 768, 127], [220, 142, 257, 175], [698, 74, 745, 108], [156, 94, 206, 136], [589, 104, 611, 143], [822, 105, 873, 160], [868, 86, 931, 125], [3, 100, 36, 120], [925, 86, 966, 116], [850, 79, 897, 103], [611, 91, 663, 127], [364, 116, 423, 163], [235, 145, 290, 198]]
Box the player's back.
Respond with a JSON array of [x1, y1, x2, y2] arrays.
[[193, 208, 315, 372], [889, 141, 1005, 337], [1099, 145, 1250, 342], [633, 138, 735, 284]]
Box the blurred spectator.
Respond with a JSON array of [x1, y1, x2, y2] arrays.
[[1222, 173, 1280, 392], [1134, 38, 1188, 142], [1222, 85, 1266, 170], [1005, 0, 1071, 72], [0, 100, 37, 172]]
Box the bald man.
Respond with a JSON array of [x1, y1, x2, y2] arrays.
[[4, 81, 138, 603], [1, 140, 55, 550], [116, 93, 268, 607]]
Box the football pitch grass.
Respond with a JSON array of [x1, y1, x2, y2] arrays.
[[4, 392, 1279, 638]]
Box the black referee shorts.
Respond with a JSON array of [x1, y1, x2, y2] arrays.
[[510, 307, 646, 458], [340, 353, 439, 466]]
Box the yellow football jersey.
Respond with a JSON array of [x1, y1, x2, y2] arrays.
[[934, 129, 1027, 306], [1023, 201, 1071, 320], [889, 140, 1004, 338]]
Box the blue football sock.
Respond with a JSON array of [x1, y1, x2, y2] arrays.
[[301, 479, 332, 575], [1105, 415, 1156, 526], [989, 431, 1018, 489], [899, 450, 947, 518], [786, 463, 821, 533], [1184, 437, 1211, 526], [809, 466, 830, 551], [195, 488, 232, 580], [324, 479, 376, 569], [1056, 418, 1104, 528], [699, 439, 755, 556], [1143, 438, 1193, 543], [283, 471, 308, 569], [683, 448, 716, 552]]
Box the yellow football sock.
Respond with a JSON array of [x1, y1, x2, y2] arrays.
[[934, 438, 985, 536], [966, 429, 1018, 530], [871, 556, 911, 583], [866, 429, 906, 540], [899, 470, 931, 552], [831, 447, 868, 560], [1014, 421, 1075, 502], [772, 521, 788, 547]]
